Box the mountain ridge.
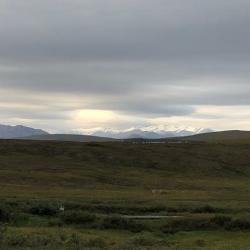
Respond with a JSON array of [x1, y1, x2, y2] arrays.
[[80, 126, 213, 139], [3, 124, 250, 142], [0, 123, 213, 141], [0, 124, 48, 139], [173, 130, 250, 142], [17, 134, 116, 142]]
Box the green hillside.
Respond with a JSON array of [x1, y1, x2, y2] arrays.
[[0, 139, 250, 249], [18, 133, 116, 142], [0, 139, 249, 202], [176, 130, 250, 142]]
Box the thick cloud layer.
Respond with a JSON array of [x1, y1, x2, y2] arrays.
[[0, 0, 250, 131]]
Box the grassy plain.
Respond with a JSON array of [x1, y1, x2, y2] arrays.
[[0, 139, 250, 249]]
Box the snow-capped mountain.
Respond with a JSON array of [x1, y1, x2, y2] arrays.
[[74, 125, 213, 139]]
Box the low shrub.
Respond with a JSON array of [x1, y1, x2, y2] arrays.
[[161, 215, 250, 233], [61, 210, 96, 225], [226, 218, 250, 231], [48, 218, 63, 227], [6, 234, 29, 247], [210, 215, 232, 227], [192, 205, 222, 213], [0, 205, 11, 222], [86, 143, 102, 147], [5, 234, 60, 248], [84, 237, 107, 248], [161, 217, 214, 234], [101, 216, 144, 232], [65, 233, 82, 250], [195, 239, 206, 247], [130, 236, 154, 246], [29, 202, 58, 216], [0, 224, 7, 243], [162, 216, 232, 234], [79, 204, 167, 215]]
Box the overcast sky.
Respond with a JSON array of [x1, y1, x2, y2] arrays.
[[0, 0, 250, 132]]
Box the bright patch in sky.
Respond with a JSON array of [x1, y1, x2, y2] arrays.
[[73, 109, 115, 126]]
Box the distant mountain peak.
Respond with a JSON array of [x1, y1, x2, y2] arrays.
[[74, 125, 213, 139], [0, 124, 49, 139]]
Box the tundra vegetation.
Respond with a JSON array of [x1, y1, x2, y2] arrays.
[[0, 139, 250, 249]]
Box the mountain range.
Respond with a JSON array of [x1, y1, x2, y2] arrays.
[[1, 124, 250, 143], [79, 125, 213, 139], [19, 134, 115, 142], [0, 124, 48, 139], [0, 124, 213, 140]]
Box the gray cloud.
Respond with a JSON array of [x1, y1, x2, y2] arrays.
[[0, 0, 250, 129], [0, 104, 71, 120], [1, 0, 250, 62]]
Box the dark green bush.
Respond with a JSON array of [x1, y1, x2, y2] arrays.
[[86, 143, 102, 147], [210, 215, 232, 227], [162, 217, 217, 234], [61, 210, 96, 225], [29, 203, 58, 216], [101, 216, 144, 232], [0, 205, 11, 222], [162, 220, 192, 234], [161, 215, 250, 234], [192, 205, 221, 213], [79, 204, 167, 215], [225, 218, 250, 231]]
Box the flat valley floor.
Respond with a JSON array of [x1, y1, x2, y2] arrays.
[[0, 140, 250, 249]]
